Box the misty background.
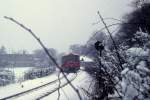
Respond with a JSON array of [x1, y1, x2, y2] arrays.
[[0, 0, 131, 53]]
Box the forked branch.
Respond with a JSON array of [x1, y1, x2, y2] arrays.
[[4, 16, 82, 100]]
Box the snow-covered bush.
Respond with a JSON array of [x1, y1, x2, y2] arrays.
[[0, 70, 15, 86], [88, 31, 150, 100], [116, 31, 150, 100]]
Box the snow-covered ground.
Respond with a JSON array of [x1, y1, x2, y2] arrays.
[[0, 70, 92, 100], [42, 71, 92, 100], [4, 67, 33, 81]]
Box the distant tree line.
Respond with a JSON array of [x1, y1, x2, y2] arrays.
[[0, 46, 59, 67]]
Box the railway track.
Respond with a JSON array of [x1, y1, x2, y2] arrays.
[[0, 73, 77, 100], [0, 75, 65, 100], [36, 73, 77, 100]]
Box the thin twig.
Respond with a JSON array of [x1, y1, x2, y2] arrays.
[[97, 11, 123, 70], [4, 16, 82, 100]]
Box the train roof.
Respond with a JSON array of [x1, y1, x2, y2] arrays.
[[62, 53, 79, 57]]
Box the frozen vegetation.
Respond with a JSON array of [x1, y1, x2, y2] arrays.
[[0, 69, 15, 86]]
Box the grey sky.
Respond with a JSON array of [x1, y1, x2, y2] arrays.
[[0, 0, 132, 53]]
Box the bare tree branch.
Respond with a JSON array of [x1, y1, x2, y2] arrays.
[[97, 11, 123, 70], [4, 16, 82, 100]]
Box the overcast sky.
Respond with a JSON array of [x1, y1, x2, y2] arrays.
[[0, 0, 132, 53]]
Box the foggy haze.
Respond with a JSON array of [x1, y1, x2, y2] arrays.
[[0, 0, 131, 53]]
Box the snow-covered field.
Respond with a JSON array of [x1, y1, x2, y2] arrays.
[[0, 70, 92, 100]]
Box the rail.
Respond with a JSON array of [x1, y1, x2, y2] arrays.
[[36, 73, 77, 100], [0, 76, 65, 100]]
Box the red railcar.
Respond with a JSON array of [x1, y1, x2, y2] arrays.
[[61, 53, 80, 73]]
